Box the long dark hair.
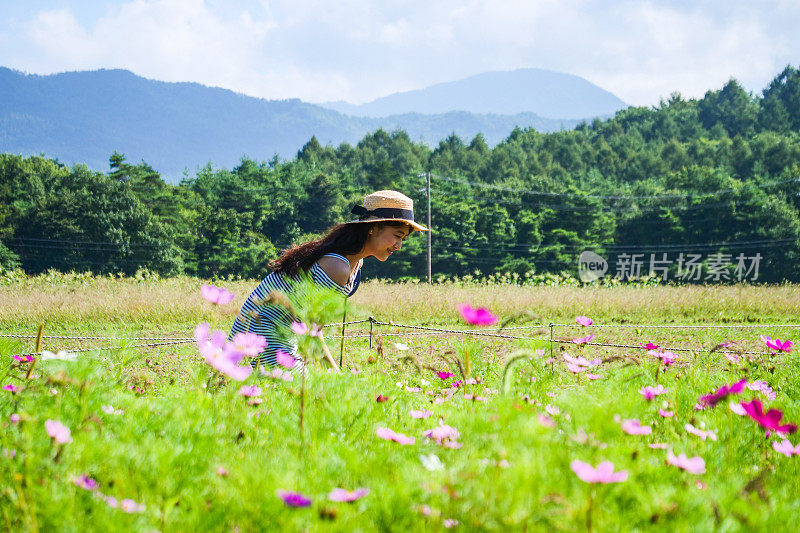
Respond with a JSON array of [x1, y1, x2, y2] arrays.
[[270, 221, 409, 277]]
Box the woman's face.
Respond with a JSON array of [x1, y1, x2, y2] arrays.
[[366, 224, 412, 261]]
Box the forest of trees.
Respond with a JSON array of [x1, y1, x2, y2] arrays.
[[2, 66, 800, 283]]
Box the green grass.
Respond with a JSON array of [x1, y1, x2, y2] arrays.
[[2, 275, 800, 531]]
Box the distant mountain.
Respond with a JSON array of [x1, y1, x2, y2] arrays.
[[0, 68, 598, 181], [320, 68, 627, 119]]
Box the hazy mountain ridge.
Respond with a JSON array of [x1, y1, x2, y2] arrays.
[[319, 68, 627, 119], [1, 67, 609, 180]]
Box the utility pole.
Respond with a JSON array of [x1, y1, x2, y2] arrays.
[[427, 171, 432, 284]]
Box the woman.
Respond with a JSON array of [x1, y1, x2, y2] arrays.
[[229, 189, 428, 370]]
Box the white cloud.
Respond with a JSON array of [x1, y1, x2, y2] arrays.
[[2, 0, 799, 106]]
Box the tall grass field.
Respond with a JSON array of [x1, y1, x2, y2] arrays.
[[2, 273, 799, 531]]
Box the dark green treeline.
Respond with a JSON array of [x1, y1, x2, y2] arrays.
[[3, 66, 800, 282]]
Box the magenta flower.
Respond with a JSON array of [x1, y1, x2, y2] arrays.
[[328, 488, 369, 502], [238, 385, 262, 397], [696, 378, 746, 409], [73, 475, 99, 491], [571, 334, 595, 346], [666, 450, 705, 474], [642, 342, 660, 350], [278, 490, 312, 508], [423, 423, 461, 448], [576, 315, 593, 327], [685, 423, 717, 441], [194, 323, 252, 381], [457, 303, 498, 326], [621, 419, 652, 435], [376, 427, 415, 445], [760, 335, 793, 353], [451, 380, 464, 388], [290, 321, 308, 335], [747, 380, 777, 401], [639, 385, 667, 400], [376, 395, 389, 403], [45, 419, 72, 444], [276, 350, 297, 369], [231, 332, 268, 357], [201, 283, 234, 305], [10, 414, 20, 424], [410, 409, 433, 419], [570, 460, 628, 483], [436, 371, 454, 380], [772, 439, 800, 457], [658, 409, 674, 417], [13, 355, 34, 362], [2, 384, 19, 393], [741, 399, 798, 436]]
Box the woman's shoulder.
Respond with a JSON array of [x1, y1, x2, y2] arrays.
[[315, 255, 351, 287]]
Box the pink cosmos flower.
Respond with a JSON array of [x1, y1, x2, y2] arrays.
[[376, 427, 415, 445], [545, 405, 560, 416], [566, 363, 586, 373], [201, 284, 235, 305], [563, 354, 601, 367], [772, 439, 800, 457], [729, 401, 747, 416], [696, 378, 747, 409], [570, 460, 628, 483], [73, 475, 99, 491], [278, 490, 312, 508], [423, 423, 461, 448], [586, 373, 602, 380], [194, 323, 252, 381], [120, 499, 146, 513], [666, 450, 705, 474], [410, 409, 433, 419], [537, 413, 556, 427], [2, 384, 19, 393], [724, 352, 741, 364], [451, 380, 464, 388], [13, 355, 34, 363], [457, 303, 498, 326], [685, 423, 717, 441], [238, 385, 262, 397], [276, 350, 297, 369], [231, 332, 267, 357], [747, 380, 777, 401], [10, 414, 21, 424], [444, 519, 459, 528], [658, 409, 674, 417], [621, 419, 652, 435], [463, 394, 487, 401], [571, 334, 595, 346], [309, 323, 324, 338], [291, 321, 308, 335], [105, 496, 119, 508], [642, 342, 660, 350], [265, 368, 293, 381], [760, 335, 793, 353], [576, 316, 593, 327], [648, 350, 676, 366], [45, 419, 72, 444], [328, 488, 369, 502], [436, 371, 454, 380], [741, 399, 798, 436], [639, 385, 667, 400]]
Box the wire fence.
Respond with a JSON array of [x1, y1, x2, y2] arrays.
[[3, 317, 794, 359]]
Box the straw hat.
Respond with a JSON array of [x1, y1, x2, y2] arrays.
[[348, 190, 429, 232]]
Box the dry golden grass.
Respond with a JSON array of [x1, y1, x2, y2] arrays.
[[2, 276, 799, 331]]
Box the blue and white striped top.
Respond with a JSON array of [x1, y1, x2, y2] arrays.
[[229, 253, 362, 369]]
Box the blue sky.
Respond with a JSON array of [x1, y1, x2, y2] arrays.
[[1, 0, 798, 106]]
